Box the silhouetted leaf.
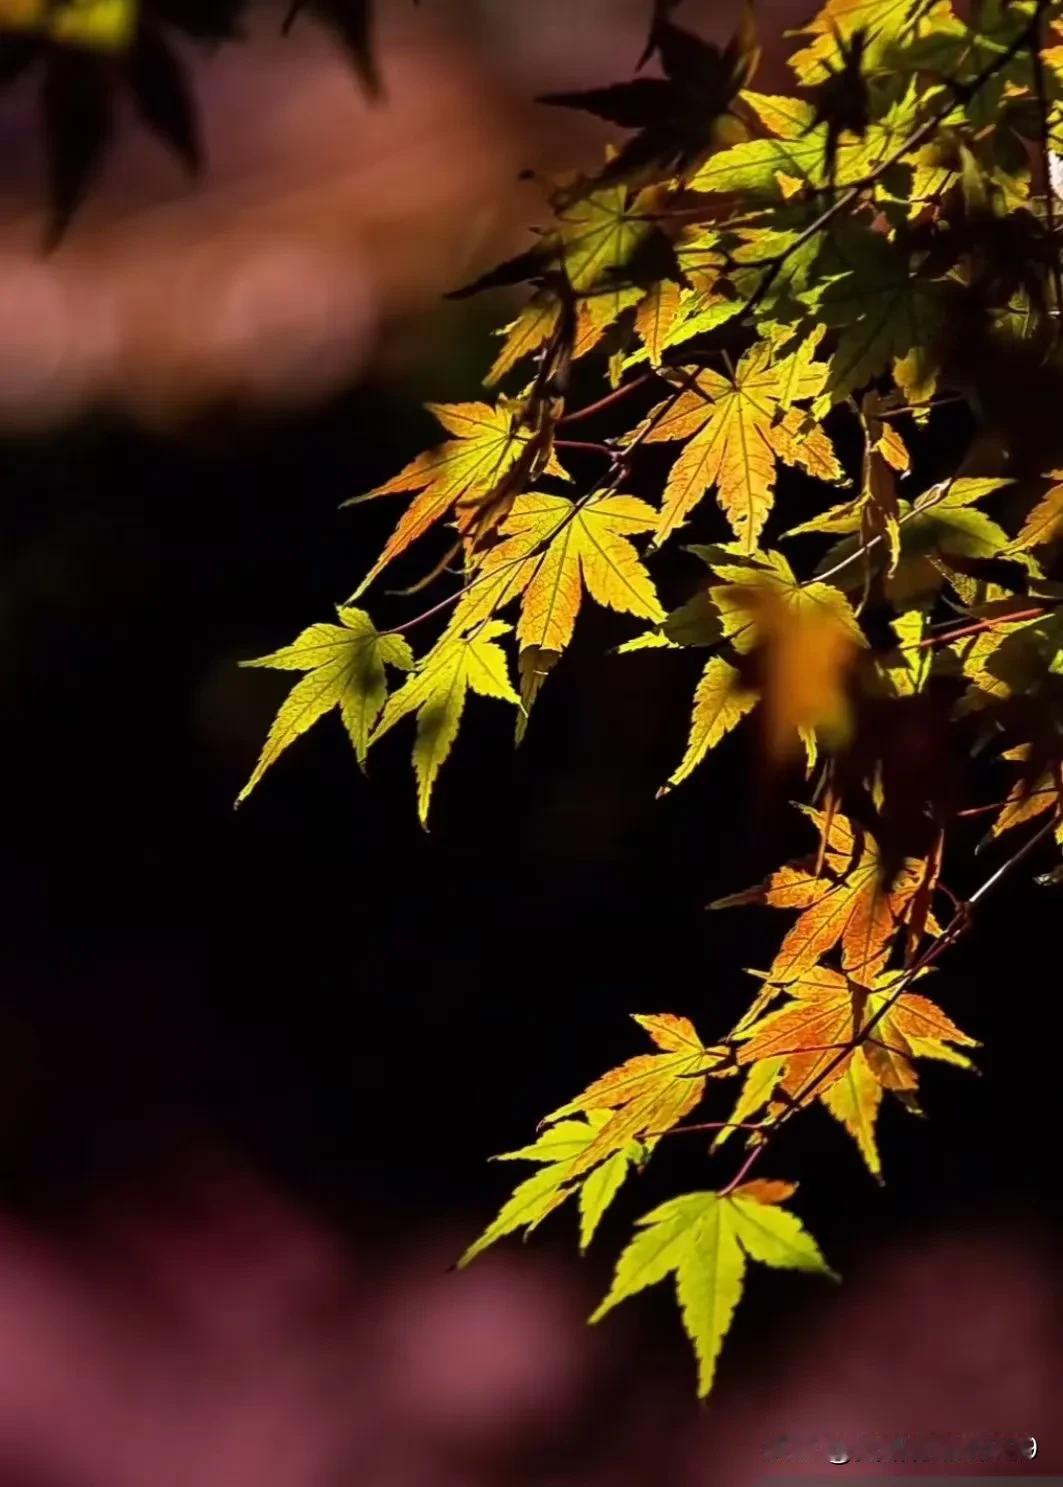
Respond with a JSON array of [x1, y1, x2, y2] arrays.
[[41, 51, 113, 247], [539, 6, 759, 194], [127, 22, 201, 172], [284, 0, 377, 94]]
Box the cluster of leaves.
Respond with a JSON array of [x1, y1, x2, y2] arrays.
[[0, 0, 377, 242], [238, 0, 1063, 1399]]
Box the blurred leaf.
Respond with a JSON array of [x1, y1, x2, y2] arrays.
[[42, 50, 114, 246], [127, 22, 201, 172], [283, 0, 377, 94]]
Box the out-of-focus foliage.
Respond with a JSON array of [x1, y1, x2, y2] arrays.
[[78, 0, 1062, 1399], [0, 0, 376, 241]]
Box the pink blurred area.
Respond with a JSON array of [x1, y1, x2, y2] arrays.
[[0, 0, 804, 429], [0, 1164, 1057, 1485], [0, 5, 520, 426]]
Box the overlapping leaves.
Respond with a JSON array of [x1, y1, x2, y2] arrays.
[[232, 0, 1063, 1407]]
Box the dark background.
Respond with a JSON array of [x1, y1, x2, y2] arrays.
[[0, 373, 1057, 1266], [0, 2, 1060, 1481]]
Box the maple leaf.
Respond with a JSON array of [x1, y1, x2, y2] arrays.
[[1010, 471, 1063, 551], [591, 1185, 835, 1398], [664, 656, 759, 791], [734, 964, 867, 1105], [806, 226, 948, 405], [712, 1055, 784, 1150], [351, 401, 568, 597], [453, 177, 652, 300], [542, 1014, 730, 1182], [990, 751, 1060, 838], [635, 278, 684, 366], [456, 174, 684, 382], [733, 963, 977, 1175], [2, 0, 245, 242], [821, 1044, 885, 1175], [714, 808, 932, 983], [809, 477, 1035, 611], [283, 0, 377, 95], [643, 337, 841, 551], [458, 1112, 646, 1267], [685, 548, 865, 772], [538, 5, 759, 196], [238, 607, 413, 803], [450, 492, 664, 664], [486, 294, 561, 388], [371, 621, 520, 825], [786, 0, 922, 85], [692, 82, 918, 198], [806, 25, 872, 186]]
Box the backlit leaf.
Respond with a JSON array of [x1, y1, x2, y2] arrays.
[[458, 1111, 645, 1266], [451, 492, 664, 659], [644, 339, 840, 551], [372, 621, 520, 825], [715, 809, 933, 983], [352, 401, 568, 596], [238, 608, 413, 802], [590, 1187, 834, 1397], [543, 1013, 728, 1180]]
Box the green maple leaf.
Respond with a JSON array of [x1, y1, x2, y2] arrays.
[[238, 607, 413, 802], [591, 1184, 835, 1398], [458, 1112, 646, 1267], [805, 226, 948, 404], [371, 620, 520, 825]]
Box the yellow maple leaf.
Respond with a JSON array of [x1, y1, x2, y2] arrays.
[[664, 656, 759, 791], [2, 0, 136, 49], [351, 401, 568, 597], [715, 807, 932, 983], [371, 621, 519, 825], [486, 294, 562, 388], [590, 1185, 835, 1399], [735, 964, 863, 1102], [635, 279, 683, 366], [821, 1045, 884, 1175], [1010, 471, 1063, 551], [656, 549, 866, 784], [451, 492, 664, 655], [715, 549, 865, 759], [237, 607, 413, 803], [786, 0, 927, 84], [644, 337, 840, 551], [542, 1013, 729, 1181], [458, 1111, 647, 1267], [734, 962, 977, 1175]]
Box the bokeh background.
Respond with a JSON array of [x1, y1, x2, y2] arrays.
[[0, 2, 1061, 1483]]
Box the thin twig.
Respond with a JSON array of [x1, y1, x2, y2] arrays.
[[554, 439, 615, 458], [712, 816, 1059, 1192], [911, 607, 1049, 650], [734, 10, 1046, 317], [380, 366, 704, 640], [558, 373, 655, 427]]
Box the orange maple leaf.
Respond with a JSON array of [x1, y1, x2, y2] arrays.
[[351, 400, 569, 597], [541, 1014, 730, 1180], [714, 808, 935, 983]]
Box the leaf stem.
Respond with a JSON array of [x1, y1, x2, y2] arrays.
[[558, 373, 655, 427], [713, 816, 1059, 1192], [554, 439, 616, 458], [913, 607, 1048, 650]]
